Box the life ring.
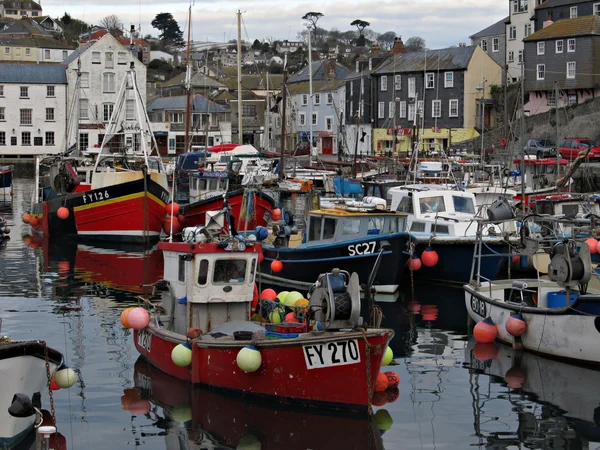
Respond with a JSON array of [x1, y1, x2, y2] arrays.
[[252, 283, 259, 311], [500, 137, 507, 147]]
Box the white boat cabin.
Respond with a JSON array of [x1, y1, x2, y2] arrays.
[[188, 170, 229, 203]]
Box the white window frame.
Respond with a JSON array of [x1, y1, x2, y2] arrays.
[[408, 77, 416, 98], [21, 131, 31, 146], [92, 51, 101, 63], [481, 39, 488, 52], [325, 116, 333, 131], [0, 85, 3, 97], [537, 42, 545, 55], [570, 6, 577, 18], [20, 86, 28, 98], [417, 100, 424, 116], [314, 93, 320, 105], [388, 101, 395, 118], [508, 51, 514, 62], [103, 103, 114, 122], [301, 94, 307, 105], [449, 99, 458, 118], [0, 107, 4, 121], [426, 73, 434, 89], [537, 64, 545, 80], [25, 47, 30, 56], [45, 131, 55, 146], [45, 107, 54, 121], [311, 112, 317, 126], [299, 112, 306, 126], [103, 72, 115, 93], [47, 85, 55, 97], [79, 99, 89, 120], [399, 101, 407, 118], [408, 103, 416, 122], [126, 99, 135, 120], [118, 52, 127, 64], [381, 76, 387, 92], [567, 39, 576, 52], [359, 100, 364, 117], [360, 79, 364, 95], [509, 26, 517, 40], [524, 24, 531, 37], [378, 101, 385, 119], [566, 61, 576, 79], [326, 93, 333, 105], [492, 37, 499, 52], [432, 100, 441, 118], [518, 50, 523, 63], [594, 3, 600, 15], [44, 49, 50, 59], [80, 72, 89, 88], [444, 72, 454, 88], [555, 40, 563, 53], [394, 74, 401, 91]]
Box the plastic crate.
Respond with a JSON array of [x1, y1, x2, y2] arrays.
[[265, 323, 309, 334]]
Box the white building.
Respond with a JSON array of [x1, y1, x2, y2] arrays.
[[0, 0, 42, 19], [0, 63, 67, 156], [275, 41, 303, 53], [506, 0, 545, 82], [63, 33, 147, 152]]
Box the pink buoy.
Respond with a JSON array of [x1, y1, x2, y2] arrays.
[[421, 247, 439, 267], [271, 260, 283, 273], [407, 256, 421, 271], [504, 367, 526, 389], [473, 317, 498, 343], [57, 207, 70, 220], [505, 313, 527, 337], [585, 238, 598, 254], [260, 288, 277, 302], [271, 208, 281, 221], [128, 308, 150, 330], [284, 312, 299, 323]]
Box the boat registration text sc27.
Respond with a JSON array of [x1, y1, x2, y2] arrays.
[[347, 242, 376, 256], [303, 340, 361, 369]]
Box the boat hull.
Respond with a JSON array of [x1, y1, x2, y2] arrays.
[[31, 175, 169, 243], [0, 166, 12, 199], [134, 325, 393, 412], [180, 188, 275, 232], [260, 233, 410, 294]]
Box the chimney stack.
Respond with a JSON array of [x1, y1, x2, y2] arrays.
[[390, 37, 406, 55]]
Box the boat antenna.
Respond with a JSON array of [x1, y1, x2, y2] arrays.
[[279, 54, 288, 180]]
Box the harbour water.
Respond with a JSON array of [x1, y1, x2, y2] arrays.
[[2, 175, 600, 449]]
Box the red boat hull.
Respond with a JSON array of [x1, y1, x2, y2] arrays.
[[181, 188, 275, 231], [134, 325, 393, 412]]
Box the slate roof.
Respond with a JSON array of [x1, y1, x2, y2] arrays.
[[470, 16, 509, 39], [0, 62, 66, 83], [147, 95, 230, 113], [0, 17, 52, 36], [287, 59, 351, 84], [524, 16, 600, 41], [536, 0, 591, 9], [62, 43, 92, 65], [160, 71, 226, 89], [0, 1, 42, 10], [373, 46, 477, 75], [0, 35, 72, 49]]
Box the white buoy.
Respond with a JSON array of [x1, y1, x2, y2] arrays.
[[38, 425, 56, 438]]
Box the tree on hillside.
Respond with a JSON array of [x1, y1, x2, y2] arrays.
[[377, 31, 396, 50], [151, 13, 185, 50], [251, 39, 261, 50], [100, 14, 123, 37], [405, 36, 426, 52], [302, 12, 323, 43], [351, 19, 370, 46], [54, 13, 91, 46]]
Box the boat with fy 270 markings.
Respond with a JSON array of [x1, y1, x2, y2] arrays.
[[123, 207, 394, 412]]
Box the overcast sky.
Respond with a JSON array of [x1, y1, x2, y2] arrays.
[[41, 0, 508, 50]]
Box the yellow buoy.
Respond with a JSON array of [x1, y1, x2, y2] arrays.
[[171, 343, 192, 367], [382, 346, 393, 366], [236, 346, 262, 373], [54, 367, 77, 389]]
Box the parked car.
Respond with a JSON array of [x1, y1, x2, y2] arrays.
[[558, 138, 600, 161], [524, 139, 556, 158]]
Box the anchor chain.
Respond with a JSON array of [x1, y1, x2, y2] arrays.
[[42, 341, 57, 428], [362, 329, 373, 416]]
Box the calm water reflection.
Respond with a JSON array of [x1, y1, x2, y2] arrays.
[[1, 174, 599, 449]]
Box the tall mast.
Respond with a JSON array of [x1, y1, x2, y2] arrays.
[[279, 56, 288, 180], [264, 72, 269, 151], [308, 26, 314, 163], [555, 81, 560, 175], [184, 4, 193, 153], [520, 61, 525, 212], [237, 10, 243, 145]]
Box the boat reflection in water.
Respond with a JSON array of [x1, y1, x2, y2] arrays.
[[464, 338, 600, 448], [129, 357, 390, 450]]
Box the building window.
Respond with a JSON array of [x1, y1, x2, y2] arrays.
[[301, 94, 307, 105], [509, 26, 517, 40], [299, 112, 306, 126], [570, 6, 577, 18], [103, 73, 115, 92], [79, 133, 88, 152], [408, 103, 415, 122], [45, 131, 55, 146], [0, 132, 5, 146], [170, 112, 183, 123], [21, 131, 31, 146], [417, 100, 424, 116], [394, 74, 401, 91], [508, 51, 514, 62], [359, 100, 364, 117], [126, 99, 135, 120], [512, 0, 528, 13], [349, 101, 353, 117], [444, 72, 454, 88], [426, 73, 434, 89], [79, 99, 89, 120], [118, 52, 127, 64], [103, 103, 114, 122], [350, 81, 353, 97], [408, 77, 416, 98], [327, 93, 333, 104], [0, 85, 3, 97], [537, 64, 545, 80], [381, 76, 387, 92], [360, 79, 364, 95], [524, 24, 531, 37], [242, 104, 256, 116], [314, 93, 320, 105], [555, 40, 563, 53], [0, 107, 4, 120], [595, 3, 600, 15], [312, 113, 317, 125], [567, 38, 576, 52], [449, 99, 458, 117], [105, 52, 114, 68], [399, 101, 407, 118], [432, 100, 441, 118], [80, 72, 89, 88], [325, 116, 333, 131], [568, 94, 577, 105], [20, 109, 32, 125], [378, 102, 385, 119], [44, 49, 50, 59], [47, 85, 55, 97], [92, 51, 101, 63], [46, 107, 55, 121], [547, 90, 556, 106], [537, 42, 545, 55], [34, 136, 43, 146], [567, 61, 576, 79], [481, 39, 488, 52], [492, 37, 499, 52], [62, 50, 68, 60], [25, 48, 30, 56], [518, 50, 523, 63], [20, 86, 28, 98], [4, 47, 9, 55], [389, 101, 395, 118]]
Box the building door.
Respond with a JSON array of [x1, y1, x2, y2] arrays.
[[322, 137, 333, 154]]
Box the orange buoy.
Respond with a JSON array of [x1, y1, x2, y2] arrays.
[[166, 202, 180, 216], [50, 378, 60, 391], [260, 288, 277, 302], [22, 213, 31, 224], [500, 137, 507, 147], [384, 371, 400, 389], [258, 251, 264, 263], [271, 208, 281, 221], [372, 390, 388, 406], [251, 284, 259, 310], [127, 399, 151, 415], [505, 313, 527, 337], [421, 247, 439, 267], [57, 207, 69, 220], [284, 312, 299, 323], [186, 327, 203, 339], [120, 307, 135, 328], [473, 317, 498, 343], [29, 216, 39, 227], [586, 238, 598, 254], [375, 372, 390, 392], [472, 342, 499, 362], [386, 386, 400, 403], [177, 214, 186, 225], [271, 260, 283, 273], [407, 256, 421, 271], [504, 367, 526, 389], [511, 254, 520, 264], [163, 215, 182, 235]]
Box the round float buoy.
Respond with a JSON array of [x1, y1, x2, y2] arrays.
[[500, 137, 507, 147], [284, 312, 299, 323], [251, 284, 259, 310], [473, 317, 498, 343], [29, 216, 39, 227], [171, 343, 192, 367], [163, 215, 182, 235], [166, 202, 180, 216], [284, 291, 303, 307], [511, 254, 520, 264], [128, 308, 150, 330], [295, 298, 309, 309], [270, 259, 283, 273], [472, 342, 499, 362], [382, 346, 393, 366], [236, 345, 262, 373], [120, 307, 136, 328], [586, 237, 599, 254], [372, 390, 388, 406], [120, 388, 140, 410], [258, 251, 264, 263], [237, 434, 262, 450], [261, 288, 277, 302], [504, 367, 526, 389], [387, 386, 400, 403], [57, 207, 69, 220], [375, 372, 389, 392], [271, 208, 281, 221], [255, 226, 269, 241], [596, 240, 600, 255], [407, 256, 421, 271], [421, 247, 439, 267], [186, 327, 202, 339], [505, 313, 527, 337], [276, 291, 288, 303], [127, 399, 151, 415], [171, 403, 192, 425], [54, 367, 76, 389], [384, 371, 400, 388], [373, 409, 393, 432], [22, 213, 31, 224], [268, 307, 283, 324]]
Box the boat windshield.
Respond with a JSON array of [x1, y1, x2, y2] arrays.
[[396, 196, 413, 214], [342, 219, 361, 235], [419, 196, 446, 214], [213, 259, 247, 284], [452, 196, 475, 214]]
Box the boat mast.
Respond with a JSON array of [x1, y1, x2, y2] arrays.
[[184, 3, 193, 153], [555, 80, 559, 176], [74, 59, 81, 155], [520, 61, 525, 212], [279, 57, 288, 180], [308, 26, 314, 164], [264, 72, 269, 151], [237, 10, 243, 145]]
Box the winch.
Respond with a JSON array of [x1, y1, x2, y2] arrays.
[[547, 239, 592, 288]]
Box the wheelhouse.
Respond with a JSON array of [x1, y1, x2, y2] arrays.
[[189, 170, 229, 203]]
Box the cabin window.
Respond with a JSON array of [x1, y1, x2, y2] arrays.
[[249, 258, 256, 282], [452, 196, 475, 214], [368, 217, 384, 235], [196, 178, 207, 190], [419, 196, 446, 214], [209, 179, 219, 190], [197, 259, 209, 285], [432, 224, 449, 234], [562, 204, 579, 217], [385, 217, 403, 233], [396, 196, 413, 214], [342, 219, 361, 235], [178, 257, 186, 282], [323, 218, 336, 239], [213, 259, 247, 284], [410, 222, 426, 232], [308, 216, 322, 241], [220, 179, 228, 190]]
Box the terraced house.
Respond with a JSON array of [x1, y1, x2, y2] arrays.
[[0, 0, 42, 18]]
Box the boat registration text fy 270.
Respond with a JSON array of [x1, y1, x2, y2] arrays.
[[303, 340, 361, 369]]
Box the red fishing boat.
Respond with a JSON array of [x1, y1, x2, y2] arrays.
[[127, 210, 393, 412]]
